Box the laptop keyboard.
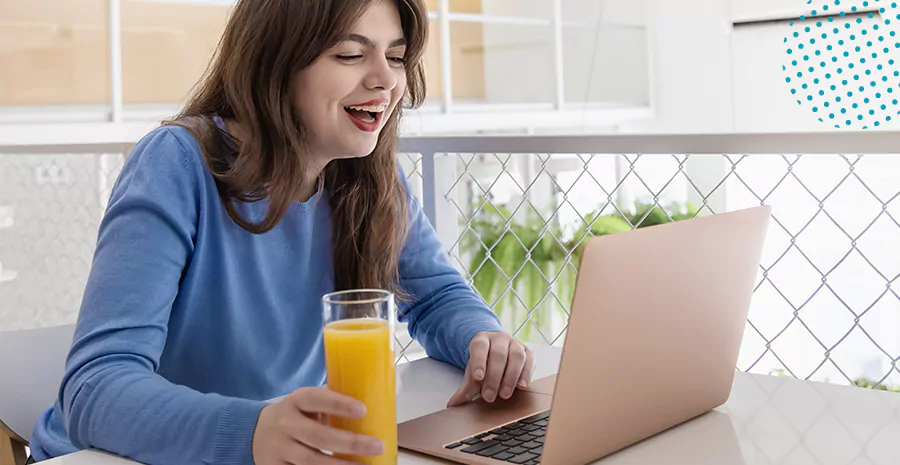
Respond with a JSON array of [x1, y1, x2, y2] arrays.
[[444, 410, 550, 464]]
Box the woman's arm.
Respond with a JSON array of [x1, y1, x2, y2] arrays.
[[395, 170, 504, 370], [59, 128, 265, 465]]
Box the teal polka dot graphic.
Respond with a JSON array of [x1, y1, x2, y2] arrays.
[[785, 0, 900, 128]]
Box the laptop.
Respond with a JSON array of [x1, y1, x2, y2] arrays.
[[398, 205, 771, 465]]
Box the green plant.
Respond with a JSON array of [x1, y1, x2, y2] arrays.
[[461, 199, 699, 342], [852, 377, 900, 393], [769, 369, 899, 393], [462, 203, 570, 341]]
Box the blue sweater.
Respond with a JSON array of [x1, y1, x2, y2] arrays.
[[29, 121, 502, 464]]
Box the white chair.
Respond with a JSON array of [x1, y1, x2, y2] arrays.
[[0, 325, 75, 465]]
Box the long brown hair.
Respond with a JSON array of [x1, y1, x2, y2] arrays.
[[168, 0, 428, 296]]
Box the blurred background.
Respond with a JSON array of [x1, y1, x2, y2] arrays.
[[1, 0, 899, 397]]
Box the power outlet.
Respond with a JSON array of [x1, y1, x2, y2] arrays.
[[35, 164, 67, 185]]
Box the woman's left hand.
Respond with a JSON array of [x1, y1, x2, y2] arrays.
[[447, 331, 534, 407]]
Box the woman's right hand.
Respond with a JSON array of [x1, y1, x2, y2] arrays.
[[252, 387, 385, 465]]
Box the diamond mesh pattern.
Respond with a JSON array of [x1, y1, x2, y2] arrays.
[[0, 154, 123, 331], [4, 150, 899, 385], [404, 151, 900, 389]]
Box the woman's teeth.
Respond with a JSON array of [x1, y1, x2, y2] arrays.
[[344, 104, 386, 124], [345, 104, 387, 113]]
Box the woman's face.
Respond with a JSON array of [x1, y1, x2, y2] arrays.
[[290, 1, 408, 166]]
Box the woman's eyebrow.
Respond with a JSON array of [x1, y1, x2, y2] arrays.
[[344, 34, 407, 48]]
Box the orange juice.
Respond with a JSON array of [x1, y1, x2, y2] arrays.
[[324, 318, 397, 465]]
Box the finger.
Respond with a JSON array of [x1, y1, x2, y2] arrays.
[[447, 377, 482, 407], [290, 387, 366, 418], [481, 336, 509, 403], [468, 333, 491, 381], [284, 443, 368, 465], [498, 342, 527, 399], [518, 346, 535, 389], [293, 417, 385, 457]]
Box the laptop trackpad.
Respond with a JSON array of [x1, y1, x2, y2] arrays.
[[524, 374, 557, 396], [398, 389, 553, 451]]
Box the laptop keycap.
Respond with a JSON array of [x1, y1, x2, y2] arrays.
[[450, 410, 551, 463], [461, 439, 499, 454], [520, 411, 550, 424], [508, 452, 538, 463], [477, 444, 509, 457]]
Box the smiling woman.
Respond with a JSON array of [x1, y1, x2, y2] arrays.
[[25, 1, 532, 465]]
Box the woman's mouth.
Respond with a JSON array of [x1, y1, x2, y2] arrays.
[[344, 103, 387, 132]]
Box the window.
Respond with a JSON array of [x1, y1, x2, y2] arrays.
[[0, 0, 109, 106], [0, 0, 653, 133], [121, 0, 230, 105]]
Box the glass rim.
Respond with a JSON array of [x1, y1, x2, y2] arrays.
[[322, 289, 393, 305]]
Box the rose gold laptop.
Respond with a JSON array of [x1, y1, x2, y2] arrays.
[[398, 205, 771, 465]]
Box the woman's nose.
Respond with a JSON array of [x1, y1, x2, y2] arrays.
[[363, 58, 398, 91]]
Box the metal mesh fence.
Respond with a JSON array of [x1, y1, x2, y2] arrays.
[[401, 147, 900, 391], [3, 144, 900, 386], [0, 153, 123, 331]]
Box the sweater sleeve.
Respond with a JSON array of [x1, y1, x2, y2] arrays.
[[59, 127, 265, 465], [396, 169, 504, 370]]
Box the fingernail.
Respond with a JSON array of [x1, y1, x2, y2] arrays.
[[474, 369, 485, 380], [500, 387, 513, 399], [484, 389, 496, 402], [354, 405, 367, 417], [518, 379, 528, 389]]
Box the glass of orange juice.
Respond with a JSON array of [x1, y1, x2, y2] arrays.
[[322, 289, 397, 465]]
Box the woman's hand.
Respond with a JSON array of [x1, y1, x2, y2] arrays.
[[252, 387, 384, 465], [447, 331, 535, 407]]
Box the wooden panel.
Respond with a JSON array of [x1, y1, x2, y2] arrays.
[[0, 421, 26, 465], [421, 2, 486, 102], [425, 0, 482, 13], [423, 20, 443, 101], [450, 22, 485, 101], [120, 0, 230, 105], [0, 0, 481, 107], [0, 0, 109, 106]]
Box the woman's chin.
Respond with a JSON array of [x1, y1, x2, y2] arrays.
[[340, 140, 380, 159]]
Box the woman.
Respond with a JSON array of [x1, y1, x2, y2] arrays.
[[28, 0, 534, 463]]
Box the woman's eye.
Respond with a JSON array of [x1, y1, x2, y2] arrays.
[[388, 57, 406, 65], [336, 55, 363, 62]]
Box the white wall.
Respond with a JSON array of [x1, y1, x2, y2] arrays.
[[621, 0, 735, 134], [733, 0, 872, 23], [732, 12, 897, 132], [731, 22, 822, 133], [563, 0, 650, 106]]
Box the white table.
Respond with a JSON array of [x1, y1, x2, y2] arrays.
[[42, 346, 900, 464]]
